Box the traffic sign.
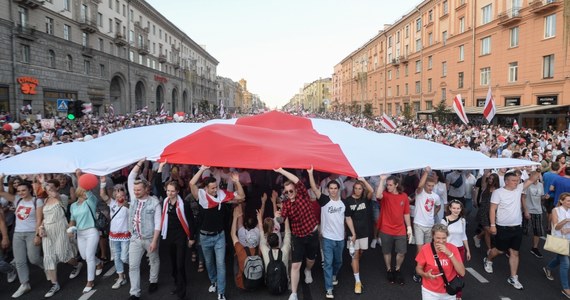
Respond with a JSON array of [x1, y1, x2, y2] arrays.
[[56, 99, 69, 112]]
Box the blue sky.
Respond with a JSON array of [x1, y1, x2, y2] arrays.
[[147, 0, 416, 108]]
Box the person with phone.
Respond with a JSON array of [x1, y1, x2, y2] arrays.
[[415, 224, 465, 300]]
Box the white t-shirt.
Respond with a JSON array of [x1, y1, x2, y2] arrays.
[[441, 217, 467, 247], [490, 183, 524, 226], [15, 197, 43, 233], [108, 199, 130, 241], [414, 189, 441, 227], [320, 198, 346, 241]]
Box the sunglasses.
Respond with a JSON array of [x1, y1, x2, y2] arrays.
[[284, 189, 295, 195]]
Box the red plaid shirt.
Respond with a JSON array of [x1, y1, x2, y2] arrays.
[[281, 181, 318, 237]]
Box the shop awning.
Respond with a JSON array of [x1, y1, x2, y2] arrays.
[[418, 104, 569, 115]]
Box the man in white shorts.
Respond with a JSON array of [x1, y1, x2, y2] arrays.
[[413, 167, 441, 283]]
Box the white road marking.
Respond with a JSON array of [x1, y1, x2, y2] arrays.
[[500, 297, 511, 300], [466, 267, 489, 283], [78, 289, 96, 300], [103, 266, 116, 277]]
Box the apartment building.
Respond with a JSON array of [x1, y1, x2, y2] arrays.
[[0, 0, 218, 118], [335, 0, 569, 129]]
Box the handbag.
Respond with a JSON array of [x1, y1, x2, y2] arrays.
[[430, 242, 464, 295], [87, 204, 109, 232], [544, 208, 570, 256]]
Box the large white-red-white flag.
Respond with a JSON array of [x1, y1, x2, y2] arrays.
[[380, 113, 397, 131], [452, 94, 469, 125], [483, 86, 496, 123]]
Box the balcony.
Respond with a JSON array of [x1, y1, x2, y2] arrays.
[[114, 33, 127, 46], [81, 46, 93, 57], [158, 54, 167, 63], [498, 7, 522, 26], [13, 0, 44, 9], [79, 17, 97, 33], [399, 55, 408, 63], [530, 0, 561, 14], [16, 24, 37, 41], [138, 44, 149, 55], [391, 58, 400, 66]]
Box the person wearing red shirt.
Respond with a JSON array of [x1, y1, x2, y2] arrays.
[[275, 168, 319, 300], [376, 175, 412, 285], [415, 224, 465, 300]]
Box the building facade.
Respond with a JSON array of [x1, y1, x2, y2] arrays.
[[0, 0, 218, 119], [335, 0, 570, 129], [216, 76, 241, 113]]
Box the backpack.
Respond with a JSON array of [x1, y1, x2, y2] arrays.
[[243, 247, 264, 290], [450, 174, 463, 188], [266, 249, 288, 295]]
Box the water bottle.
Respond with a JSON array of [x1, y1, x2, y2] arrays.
[[349, 240, 355, 257]]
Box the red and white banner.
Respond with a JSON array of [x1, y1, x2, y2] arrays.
[[380, 113, 397, 131], [483, 86, 496, 123], [513, 119, 519, 130], [452, 94, 469, 125]]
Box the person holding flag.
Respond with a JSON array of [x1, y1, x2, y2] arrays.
[[483, 86, 496, 123]]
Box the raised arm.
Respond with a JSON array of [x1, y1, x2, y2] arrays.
[[99, 176, 110, 203], [128, 158, 146, 199], [358, 177, 374, 200], [230, 172, 245, 200], [274, 168, 299, 184], [307, 166, 321, 199], [189, 165, 209, 200], [416, 166, 431, 195], [0, 174, 15, 202], [376, 175, 388, 200]]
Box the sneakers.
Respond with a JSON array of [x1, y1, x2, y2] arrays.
[[217, 294, 226, 300], [304, 269, 313, 284], [394, 269, 404, 285], [412, 273, 422, 283], [148, 282, 158, 293], [483, 257, 493, 273], [7, 267, 17, 283], [332, 275, 338, 286], [387, 269, 395, 283], [530, 248, 544, 258], [112, 277, 127, 289], [325, 289, 334, 299], [288, 293, 298, 300], [44, 283, 60, 298], [370, 238, 377, 249], [377, 238, 382, 247], [543, 267, 554, 281], [12, 283, 31, 298], [354, 281, 362, 294], [507, 275, 523, 290], [208, 282, 217, 293], [69, 262, 83, 279], [473, 235, 481, 248]]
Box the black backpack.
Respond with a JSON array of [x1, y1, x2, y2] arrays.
[[243, 247, 264, 290], [265, 249, 288, 295]]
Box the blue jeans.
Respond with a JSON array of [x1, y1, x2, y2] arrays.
[[112, 240, 129, 274], [323, 237, 344, 291], [201, 232, 226, 295], [548, 254, 570, 289]]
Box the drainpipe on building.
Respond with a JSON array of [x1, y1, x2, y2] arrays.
[[8, 0, 18, 121], [127, 0, 132, 112], [470, 0, 476, 109], [417, 6, 423, 120]]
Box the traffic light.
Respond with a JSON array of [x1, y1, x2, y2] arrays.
[[67, 100, 84, 120]]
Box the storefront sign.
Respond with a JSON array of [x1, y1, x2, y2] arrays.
[[505, 97, 520, 106], [154, 75, 168, 83], [537, 95, 557, 105], [17, 77, 39, 95]]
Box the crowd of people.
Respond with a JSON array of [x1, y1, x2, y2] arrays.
[[0, 109, 569, 300]]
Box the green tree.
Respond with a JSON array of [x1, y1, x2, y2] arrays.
[[433, 99, 449, 123], [363, 103, 373, 118], [403, 103, 414, 120]]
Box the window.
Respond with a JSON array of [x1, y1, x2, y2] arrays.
[[109, 42, 113, 55], [63, 24, 71, 41], [415, 60, 421, 73], [442, 61, 447, 77], [441, 88, 447, 101], [18, 6, 28, 26], [109, 0, 112, 9], [415, 81, 421, 93], [115, 0, 119, 13], [108, 19, 113, 33], [388, 70, 392, 80], [459, 17, 465, 33], [122, 4, 126, 17], [426, 101, 433, 110], [405, 83, 409, 95], [84, 60, 90, 74], [405, 25, 409, 38], [416, 38, 422, 51], [508, 62, 518, 82], [404, 64, 409, 76], [543, 54, 554, 78], [64, 0, 70, 11], [428, 32, 433, 45], [129, 51, 134, 62], [65, 55, 72, 71], [442, 31, 448, 45], [82, 32, 88, 46], [129, 9, 133, 21], [427, 78, 432, 92], [159, 29, 162, 39], [481, 36, 491, 55], [388, 36, 392, 47], [396, 31, 400, 43], [545, 14, 556, 38], [99, 38, 104, 51], [480, 67, 491, 85], [129, 30, 134, 43], [396, 85, 399, 96], [428, 56, 433, 69], [510, 27, 519, 47], [458, 72, 464, 88], [100, 64, 105, 77], [429, 10, 433, 22], [44, 17, 54, 35], [387, 87, 392, 97], [48, 50, 55, 68], [459, 45, 464, 61], [97, 13, 103, 27], [416, 18, 422, 31], [443, 1, 448, 15], [482, 4, 492, 25]]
